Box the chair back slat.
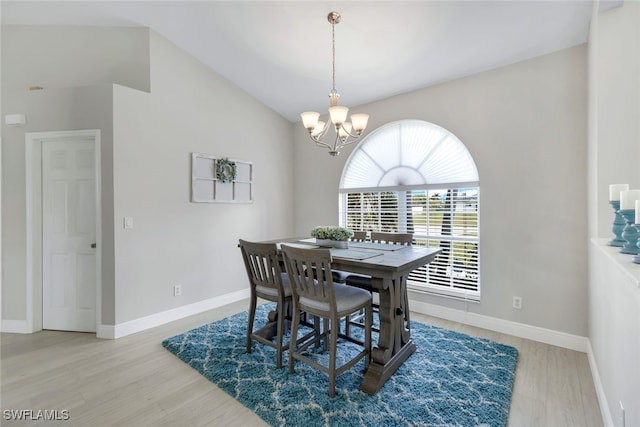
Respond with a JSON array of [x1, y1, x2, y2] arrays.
[[351, 231, 367, 242], [370, 231, 413, 246], [281, 244, 335, 307], [239, 239, 281, 292]]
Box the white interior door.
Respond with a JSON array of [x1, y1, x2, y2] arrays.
[[42, 138, 96, 332]]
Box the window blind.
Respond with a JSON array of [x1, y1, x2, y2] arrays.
[[340, 187, 480, 296]]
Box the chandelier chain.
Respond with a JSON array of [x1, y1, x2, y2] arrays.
[[331, 19, 336, 93]]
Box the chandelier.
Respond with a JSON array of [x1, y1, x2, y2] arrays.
[[300, 11, 369, 156]]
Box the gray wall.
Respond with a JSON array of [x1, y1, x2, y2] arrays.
[[293, 45, 588, 337], [590, 2, 640, 237], [1, 25, 141, 323], [110, 31, 294, 324], [1, 26, 294, 327], [0, 19, 602, 341], [1, 85, 115, 322], [2, 26, 151, 93], [588, 2, 640, 426]]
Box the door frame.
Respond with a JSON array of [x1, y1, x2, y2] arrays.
[[25, 130, 102, 334]]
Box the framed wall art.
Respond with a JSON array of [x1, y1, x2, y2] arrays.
[[191, 153, 253, 203]]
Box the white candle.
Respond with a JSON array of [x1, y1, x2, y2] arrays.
[[635, 200, 640, 224], [609, 184, 629, 201], [620, 189, 640, 210]]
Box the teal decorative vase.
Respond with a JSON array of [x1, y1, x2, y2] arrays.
[[633, 225, 640, 263], [619, 209, 640, 255], [608, 201, 626, 247]]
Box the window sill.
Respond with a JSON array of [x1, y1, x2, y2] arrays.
[[591, 238, 640, 289], [408, 284, 481, 303]]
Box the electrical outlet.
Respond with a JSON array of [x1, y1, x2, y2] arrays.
[[512, 296, 522, 310], [173, 285, 182, 297]]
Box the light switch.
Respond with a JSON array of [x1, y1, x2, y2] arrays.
[[124, 217, 134, 229], [5, 114, 26, 126]]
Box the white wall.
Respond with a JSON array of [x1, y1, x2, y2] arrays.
[[588, 2, 640, 426], [589, 241, 640, 427], [294, 45, 589, 338]]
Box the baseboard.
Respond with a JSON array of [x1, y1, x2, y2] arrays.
[[410, 300, 589, 352], [1, 319, 33, 334], [587, 339, 614, 427], [97, 289, 250, 339]]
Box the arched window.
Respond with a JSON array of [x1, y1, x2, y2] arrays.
[[339, 120, 480, 299]]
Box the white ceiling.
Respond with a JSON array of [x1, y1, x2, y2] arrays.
[[2, 1, 603, 122]]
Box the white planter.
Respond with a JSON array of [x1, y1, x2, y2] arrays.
[[315, 239, 348, 249]]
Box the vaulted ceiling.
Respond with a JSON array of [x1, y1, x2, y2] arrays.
[[2, 1, 611, 122]]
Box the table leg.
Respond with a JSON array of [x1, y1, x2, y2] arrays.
[[259, 302, 296, 341], [361, 275, 416, 395], [400, 274, 412, 344]]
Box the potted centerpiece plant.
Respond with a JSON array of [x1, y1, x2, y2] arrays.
[[310, 226, 354, 249]]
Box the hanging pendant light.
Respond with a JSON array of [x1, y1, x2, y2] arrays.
[[300, 11, 370, 156]]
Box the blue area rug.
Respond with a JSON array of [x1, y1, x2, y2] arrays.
[[162, 304, 518, 427]]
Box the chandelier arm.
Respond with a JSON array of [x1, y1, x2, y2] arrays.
[[316, 120, 331, 139], [338, 127, 363, 140], [309, 135, 334, 150], [335, 133, 360, 148], [318, 141, 336, 151], [332, 135, 342, 151], [334, 137, 359, 152]]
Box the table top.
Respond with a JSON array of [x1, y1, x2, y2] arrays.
[[272, 237, 442, 278]]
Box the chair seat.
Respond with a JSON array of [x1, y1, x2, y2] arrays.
[[256, 273, 292, 297], [345, 273, 373, 291], [344, 274, 379, 335], [300, 283, 371, 313], [331, 269, 351, 283]]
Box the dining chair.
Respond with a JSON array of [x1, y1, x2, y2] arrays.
[[345, 232, 414, 334], [370, 231, 413, 245], [330, 230, 368, 284], [351, 230, 367, 242], [238, 239, 294, 369], [281, 244, 372, 397]]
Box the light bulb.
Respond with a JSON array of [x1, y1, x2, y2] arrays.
[[301, 112, 320, 130], [329, 106, 349, 127]]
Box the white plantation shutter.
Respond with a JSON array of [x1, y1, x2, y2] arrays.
[[339, 120, 480, 299], [340, 120, 478, 191], [406, 188, 479, 296]]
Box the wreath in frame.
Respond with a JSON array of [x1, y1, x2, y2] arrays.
[[216, 158, 237, 183]]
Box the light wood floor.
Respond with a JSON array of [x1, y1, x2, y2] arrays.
[[1, 300, 603, 427]]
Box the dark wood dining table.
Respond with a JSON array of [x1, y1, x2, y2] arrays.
[[264, 237, 442, 395]]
